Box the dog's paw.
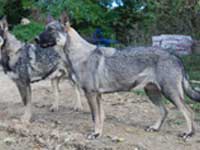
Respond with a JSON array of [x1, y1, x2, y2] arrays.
[[87, 132, 100, 140], [21, 114, 31, 124], [49, 105, 59, 112], [73, 103, 83, 112], [178, 132, 194, 141], [145, 126, 159, 132], [73, 106, 82, 112]]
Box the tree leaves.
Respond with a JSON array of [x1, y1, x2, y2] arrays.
[[3, 0, 200, 45]]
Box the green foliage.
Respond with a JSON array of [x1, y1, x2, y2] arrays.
[[133, 90, 146, 96], [4, 0, 28, 26], [12, 21, 44, 42], [101, 0, 200, 44], [0, 0, 6, 17], [21, 0, 35, 9], [185, 96, 200, 112], [110, 0, 149, 44], [34, 0, 116, 39], [3, 0, 200, 45], [181, 54, 200, 81], [143, 0, 200, 39]]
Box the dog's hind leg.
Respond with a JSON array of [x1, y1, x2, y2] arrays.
[[144, 83, 168, 132], [162, 81, 195, 140], [85, 92, 104, 139], [15, 81, 32, 123], [50, 78, 60, 112]]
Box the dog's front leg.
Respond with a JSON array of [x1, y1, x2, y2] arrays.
[[73, 85, 82, 111], [85, 92, 104, 139], [50, 78, 60, 112], [16, 81, 32, 123]]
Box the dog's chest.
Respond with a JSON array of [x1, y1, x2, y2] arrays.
[[9, 45, 61, 82], [27, 47, 60, 79]]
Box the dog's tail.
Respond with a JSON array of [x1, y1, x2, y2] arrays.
[[183, 75, 200, 102]]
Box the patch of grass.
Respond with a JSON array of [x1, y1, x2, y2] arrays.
[[180, 54, 200, 81], [11, 21, 44, 42], [185, 96, 200, 112], [180, 54, 200, 112], [174, 120, 184, 126], [132, 90, 146, 96]]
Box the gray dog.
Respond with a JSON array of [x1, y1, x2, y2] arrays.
[[0, 17, 82, 123], [36, 13, 200, 140]]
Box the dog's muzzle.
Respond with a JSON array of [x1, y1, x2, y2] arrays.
[[35, 35, 56, 48]]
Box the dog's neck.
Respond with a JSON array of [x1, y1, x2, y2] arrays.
[[67, 27, 96, 63], [3, 32, 23, 67], [5, 32, 23, 57]]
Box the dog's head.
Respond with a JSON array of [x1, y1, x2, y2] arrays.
[[0, 16, 8, 49], [35, 12, 69, 48]]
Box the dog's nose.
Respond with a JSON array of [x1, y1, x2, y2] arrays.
[[34, 36, 40, 43]]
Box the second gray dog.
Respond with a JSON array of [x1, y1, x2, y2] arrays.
[[0, 17, 82, 123]]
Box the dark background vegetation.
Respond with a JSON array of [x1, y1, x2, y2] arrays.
[[0, 0, 200, 105], [0, 0, 199, 77], [1, 0, 200, 44]]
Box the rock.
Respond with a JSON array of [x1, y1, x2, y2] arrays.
[[192, 40, 200, 54], [114, 137, 124, 143], [34, 136, 46, 147], [7, 122, 30, 137], [34, 103, 46, 108], [62, 132, 74, 143], [55, 144, 62, 150], [21, 18, 31, 25], [108, 135, 125, 143], [0, 122, 8, 130], [143, 109, 149, 113], [4, 137, 15, 145], [152, 34, 193, 56], [50, 129, 60, 139]]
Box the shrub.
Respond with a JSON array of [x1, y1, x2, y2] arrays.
[[12, 21, 44, 42], [4, 0, 29, 26]]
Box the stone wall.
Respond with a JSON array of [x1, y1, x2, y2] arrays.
[[152, 34, 193, 55]]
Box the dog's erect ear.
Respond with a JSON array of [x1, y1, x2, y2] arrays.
[[46, 13, 55, 24], [60, 11, 70, 29], [0, 16, 8, 31]]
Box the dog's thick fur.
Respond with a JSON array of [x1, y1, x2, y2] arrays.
[[0, 17, 82, 123], [37, 14, 200, 140]]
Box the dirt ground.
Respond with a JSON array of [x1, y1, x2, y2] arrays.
[[0, 70, 200, 150]]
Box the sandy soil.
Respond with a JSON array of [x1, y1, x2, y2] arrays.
[[0, 70, 200, 150]]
